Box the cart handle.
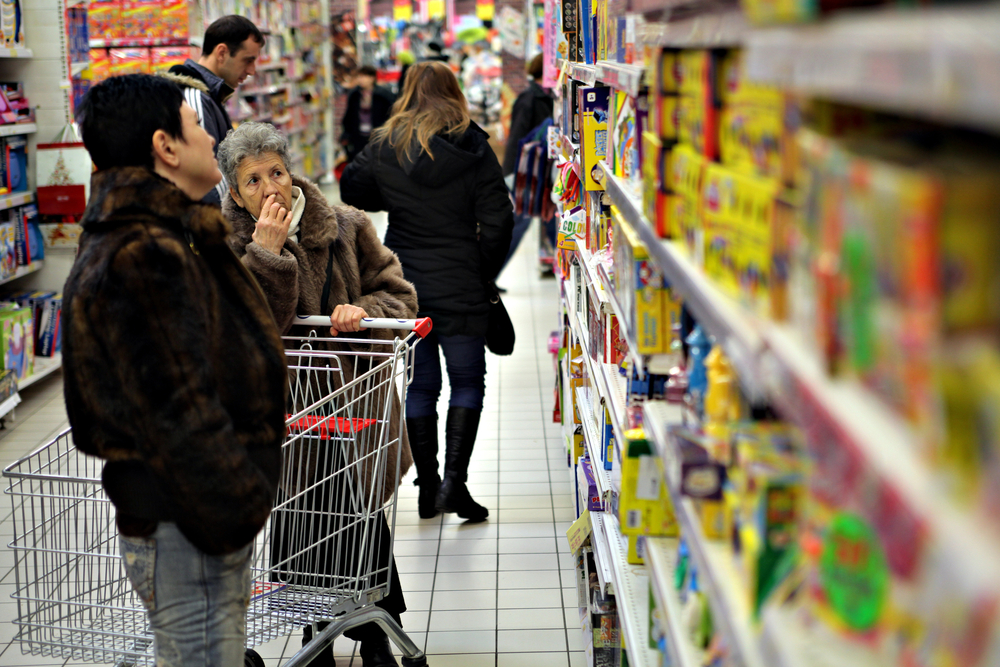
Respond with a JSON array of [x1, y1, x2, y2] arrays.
[[293, 315, 433, 339]]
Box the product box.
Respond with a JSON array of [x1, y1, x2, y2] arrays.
[[0, 221, 13, 280], [612, 207, 672, 354], [601, 406, 615, 470], [4, 135, 27, 193], [579, 87, 610, 191], [578, 456, 604, 511], [88, 0, 121, 42], [160, 0, 190, 40], [151, 47, 191, 72], [0, 306, 33, 381], [36, 294, 62, 357], [0, 368, 15, 401], [619, 428, 678, 544], [120, 0, 160, 39], [88, 49, 111, 82], [110, 48, 150, 76]]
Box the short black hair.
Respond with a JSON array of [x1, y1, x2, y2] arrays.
[[76, 74, 185, 171], [356, 64, 377, 78], [202, 15, 264, 58]]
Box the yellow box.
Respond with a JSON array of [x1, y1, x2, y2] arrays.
[[619, 429, 678, 540], [653, 49, 679, 96], [614, 213, 669, 354], [651, 95, 678, 141]]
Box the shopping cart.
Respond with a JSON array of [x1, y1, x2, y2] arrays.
[[3, 316, 433, 667]]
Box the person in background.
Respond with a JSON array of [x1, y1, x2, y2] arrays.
[[423, 40, 450, 62], [341, 65, 396, 163], [162, 15, 264, 205], [220, 121, 417, 667], [499, 53, 554, 273], [396, 50, 415, 96], [65, 74, 287, 667], [341, 61, 514, 523]]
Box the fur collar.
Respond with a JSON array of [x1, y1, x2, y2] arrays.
[[223, 176, 340, 250], [82, 167, 232, 244], [157, 71, 209, 94]]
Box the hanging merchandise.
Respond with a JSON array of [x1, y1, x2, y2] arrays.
[[36, 127, 91, 217], [497, 6, 525, 58]]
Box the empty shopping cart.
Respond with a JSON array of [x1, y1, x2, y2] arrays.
[[3, 317, 433, 667]]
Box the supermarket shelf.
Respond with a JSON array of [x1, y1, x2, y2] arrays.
[[19, 353, 62, 391], [590, 511, 660, 667], [0, 261, 43, 288], [744, 4, 1000, 133], [70, 61, 88, 77], [89, 37, 191, 48], [575, 307, 629, 462], [638, 7, 748, 47], [645, 537, 701, 667], [600, 162, 766, 402], [240, 83, 292, 97], [0, 47, 32, 58], [0, 393, 20, 421], [644, 400, 771, 667], [557, 59, 598, 86], [576, 385, 611, 502], [0, 191, 33, 212], [588, 501, 616, 596], [596, 61, 645, 97], [0, 123, 36, 137]]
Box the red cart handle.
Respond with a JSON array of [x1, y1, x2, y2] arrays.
[[293, 315, 433, 339]]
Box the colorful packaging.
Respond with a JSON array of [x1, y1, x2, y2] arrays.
[[618, 428, 678, 542], [0, 220, 13, 280], [120, 0, 160, 40], [160, 0, 189, 41], [0, 305, 33, 380], [87, 0, 121, 42], [612, 207, 670, 354], [110, 48, 150, 76], [150, 46, 190, 72], [36, 294, 62, 357], [88, 49, 111, 82], [579, 87, 610, 191]]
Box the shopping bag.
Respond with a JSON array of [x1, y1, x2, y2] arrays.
[[36, 129, 92, 216]]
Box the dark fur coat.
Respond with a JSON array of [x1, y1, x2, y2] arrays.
[[63, 167, 289, 556], [224, 177, 417, 503]]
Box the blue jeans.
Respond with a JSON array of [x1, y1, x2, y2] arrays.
[[120, 522, 252, 667], [407, 332, 486, 418]]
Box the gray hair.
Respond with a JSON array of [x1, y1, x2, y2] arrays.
[[216, 122, 292, 194]]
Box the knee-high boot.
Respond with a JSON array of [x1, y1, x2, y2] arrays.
[[435, 407, 488, 522], [405, 415, 440, 519]]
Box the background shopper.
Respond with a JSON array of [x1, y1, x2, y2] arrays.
[[162, 15, 264, 205], [341, 64, 396, 163], [220, 122, 418, 667], [64, 74, 288, 667], [341, 61, 514, 522]]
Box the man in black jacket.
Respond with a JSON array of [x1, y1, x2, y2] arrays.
[[67, 75, 287, 667], [162, 15, 264, 205], [341, 65, 396, 163]]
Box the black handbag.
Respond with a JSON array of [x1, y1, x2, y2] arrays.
[[485, 281, 515, 356]]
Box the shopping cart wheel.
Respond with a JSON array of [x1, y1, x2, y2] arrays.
[[244, 649, 265, 667], [401, 656, 428, 667]]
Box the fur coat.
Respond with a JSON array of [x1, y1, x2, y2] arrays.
[[63, 167, 289, 556], [224, 176, 417, 504]]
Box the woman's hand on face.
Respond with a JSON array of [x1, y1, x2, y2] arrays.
[[252, 194, 293, 255], [330, 304, 368, 336]]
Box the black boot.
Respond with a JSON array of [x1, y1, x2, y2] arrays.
[[360, 635, 398, 667], [405, 415, 440, 519], [435, 407, 489, 522], [302, 622, 337, 667]]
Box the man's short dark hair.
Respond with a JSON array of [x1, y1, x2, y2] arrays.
[[202, 15, 264, 58], [76, 74, 185, 171], [356, 65, 377, 78], [527, 53, 543, 79]]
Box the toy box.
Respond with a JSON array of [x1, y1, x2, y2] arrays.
[[579, 87, 610, 191], [619, 428, 678, 551], [0, 306, 33, 381], [36, 294, 61, 357], [652, 48, 679, 97], [88, 0, 120, 42], [578, 456, 604, 511], [151, 47, 191, 72], [88, 49, 111, 82], [120, 0, 159, 39], [110, 48, 150, 76], [0, 220, 13, 280], [3, 135, 26, 193], [612, 207, 666, 354], [160, 0, 189, 41]]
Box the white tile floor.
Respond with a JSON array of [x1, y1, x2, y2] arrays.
[[0, 204, 583, 666]]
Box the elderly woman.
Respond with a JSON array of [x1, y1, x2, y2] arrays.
[[218, 122, 417, 667]]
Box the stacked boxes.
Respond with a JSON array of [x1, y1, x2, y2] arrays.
[[618, 428, 678, 564]]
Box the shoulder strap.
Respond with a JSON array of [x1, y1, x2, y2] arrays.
[[320, 244, 335, 316]]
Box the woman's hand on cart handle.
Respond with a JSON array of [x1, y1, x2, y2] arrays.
[[293, 314, 433, 338], [329, 304, 368, 336]]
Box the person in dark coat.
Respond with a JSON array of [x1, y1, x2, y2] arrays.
[[341, 61, 514, 523], [64, 74, 287, 667], [500, 53, 554, 272], [160, 15, 264, 205], [219, 121, 418, 667], [341, 65, 396, 163]]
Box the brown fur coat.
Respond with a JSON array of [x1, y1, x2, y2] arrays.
[[224, 177, 417, 503], [63, 167, 289, 556]]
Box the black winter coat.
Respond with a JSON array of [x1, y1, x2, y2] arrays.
[[63, 167, 288, 556], [340, 123, 514, 337], [342, 86, 396, 159], [502, 81, 554, 176]]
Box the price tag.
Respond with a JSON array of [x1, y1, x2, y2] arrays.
[[566, 508, 592, 554]]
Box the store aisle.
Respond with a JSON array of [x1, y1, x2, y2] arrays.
[[0, 217, 585, 666]]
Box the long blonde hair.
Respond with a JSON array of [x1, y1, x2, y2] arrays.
[[373, 61, 470, 163]]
